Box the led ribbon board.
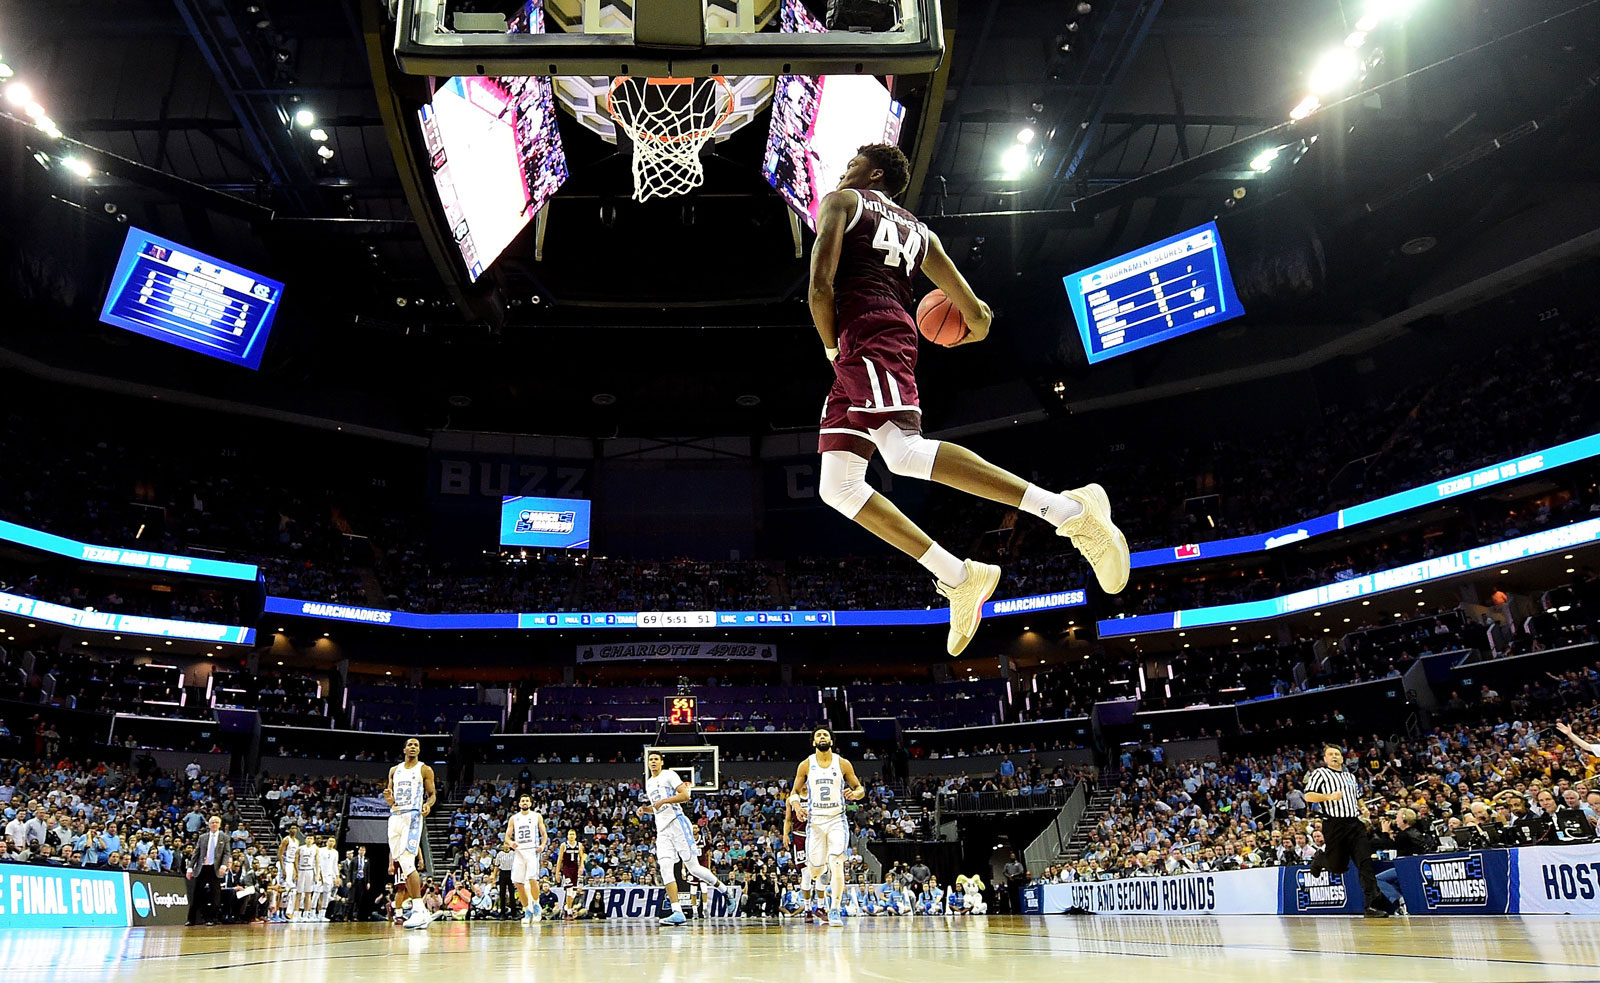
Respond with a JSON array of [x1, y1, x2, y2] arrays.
[[1132, 433, 1600, 570], [0, 519, 258, 581], [1099, 518, 1600, 637], [0, 591, 255, 644], [262, 589, 1086, 631]]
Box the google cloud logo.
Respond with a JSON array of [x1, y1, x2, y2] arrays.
[[132, 881, 152, 917]]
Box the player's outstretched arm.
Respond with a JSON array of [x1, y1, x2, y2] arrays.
[[920, 232, 992, 344], [808, 190, 856, 357]]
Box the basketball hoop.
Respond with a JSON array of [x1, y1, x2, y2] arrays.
[[606, 75, 734, 202]]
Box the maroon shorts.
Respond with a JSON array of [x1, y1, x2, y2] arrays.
[[819, 309, 922, 457]]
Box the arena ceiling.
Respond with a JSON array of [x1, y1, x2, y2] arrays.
[[0, 0, 1598, 438]]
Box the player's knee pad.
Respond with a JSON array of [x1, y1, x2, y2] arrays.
[[658, 855, 677, 885], [397, 853, 417, 877], [819, 450, 873, 518], [869, 422, 939, 480]]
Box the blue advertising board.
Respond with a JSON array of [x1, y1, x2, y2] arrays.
[[0, 518, 258, 581], [499, 495, 591, 550], [262, 588, 1086, 633], [0, 590, 254, 645], [0, 866, 132, 928], [1100, 517, 1600, 637], [1131, 432, 1600, 570]]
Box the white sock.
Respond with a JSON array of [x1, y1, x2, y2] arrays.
[[670, 899, 682, 912], [918, 543, 968, 585], [1021, 484, 1082, 525]]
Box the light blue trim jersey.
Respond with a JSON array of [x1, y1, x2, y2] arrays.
[[646, 769, 689, 833]]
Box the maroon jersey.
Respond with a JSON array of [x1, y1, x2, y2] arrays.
[[834, 188, 930, 335], [559, 843, 582, 883]]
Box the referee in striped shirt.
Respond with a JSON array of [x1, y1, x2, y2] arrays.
[[1303, 744, 1387, 918]]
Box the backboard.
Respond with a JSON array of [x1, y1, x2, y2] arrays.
[[393, 0, 945, 78], [645, 744, 722, 793]]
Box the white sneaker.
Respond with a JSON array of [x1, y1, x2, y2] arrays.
[[1055, 483, 1129, 594], [403, 907, 433, 929], [936, 559, 1001, 656]]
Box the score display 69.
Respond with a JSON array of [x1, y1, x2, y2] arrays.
[[637, 611, 716, 628]]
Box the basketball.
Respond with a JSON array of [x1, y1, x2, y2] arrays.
[[917, 289, 968, 346]]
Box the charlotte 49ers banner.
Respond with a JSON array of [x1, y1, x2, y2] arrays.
[[576, 641, 776, 663]]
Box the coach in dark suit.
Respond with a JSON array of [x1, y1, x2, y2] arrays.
[[188, 815, 226, 925], [342, 845, 372, 915]]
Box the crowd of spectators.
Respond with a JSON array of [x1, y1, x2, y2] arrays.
[[1043, 663, 1600, 884], [0, 303, 1592, 619]]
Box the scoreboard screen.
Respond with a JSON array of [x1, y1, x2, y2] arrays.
[[1063, 221, 1244, 365], [99, 227, 283, 370], [665, 695, 698, 725]]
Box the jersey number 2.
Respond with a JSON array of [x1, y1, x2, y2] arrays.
[[872, 222, 922, 276]]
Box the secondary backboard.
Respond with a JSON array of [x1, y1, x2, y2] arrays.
[[393, 0, 945, 78], [645, 744, 721, 792]]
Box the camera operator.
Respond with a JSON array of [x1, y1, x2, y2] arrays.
[[1370, 808, 1435, 914]]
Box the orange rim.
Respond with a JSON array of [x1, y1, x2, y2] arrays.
[[604, 74, 735, 145]]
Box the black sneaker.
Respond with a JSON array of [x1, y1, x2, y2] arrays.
[[1363, 907, 1390, 918]]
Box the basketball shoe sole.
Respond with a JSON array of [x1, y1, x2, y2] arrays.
[[938, 559, 1001, 656], [1055, 483, 1130, 594]]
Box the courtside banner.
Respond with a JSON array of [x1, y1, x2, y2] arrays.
[[1512, 845, 1600, 914], [1031, 868, 1280, 914], [1282, 863, 1368, 914], [127, 872, 189, 926], [0, 866, 131, 928], [1394, 851, 1511, 915], [576, 642, 776, 663], [551, 884, 743, 918]]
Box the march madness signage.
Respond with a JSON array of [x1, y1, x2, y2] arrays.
[[1284, 865, 1365, 914], [1394, 851, 1510, 915], [553, 884, 743, 918]]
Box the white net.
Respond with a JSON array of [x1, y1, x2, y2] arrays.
[[606, 76, 733, 202]]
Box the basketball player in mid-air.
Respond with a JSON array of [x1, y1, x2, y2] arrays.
[[386, 737, 437, 929], [809, 143, 1131, 655], [638, 751, 729, 926], [790, 727, 865, 926], [505, 794, 550, 922]]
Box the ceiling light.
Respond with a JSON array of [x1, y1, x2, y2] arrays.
[[37, 118, 61, 139], [316, 145, 335, 160], [23, 100, 45, 120], [1568, 568, 1576, 574], [1345, 31, 1367, 47], [1000, 143, 1030, 174], [61, 156, 92, 178], [1307, 48, 1360, 95], [1248, 146, 1280, 171], [294, 108, 316, 127], [1289, 94, 1320, 121], [1363, 0, 1422, 25], [1017, 126, 1036, 145], [0, 64, 12, 79], [309, 127, 329, 142], [1500, 569, 1509, 574], [4, 82, 31, 106]]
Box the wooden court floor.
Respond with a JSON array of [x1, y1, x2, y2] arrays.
[[9, 915, 1600, 983]]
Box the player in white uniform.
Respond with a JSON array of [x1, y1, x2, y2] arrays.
[[386, 738, 437, 929], [294, 829, 318, 918], [313, 836, 340, 921], [790, 728, 865, 927], [637, 751, 728, 926], [276, 826, 301, 921], [505, 795, 549, 922]]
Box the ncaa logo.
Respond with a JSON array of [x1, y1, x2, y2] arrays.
[[1295, 869, 1347, 909], [132, 881, 152, 917]]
